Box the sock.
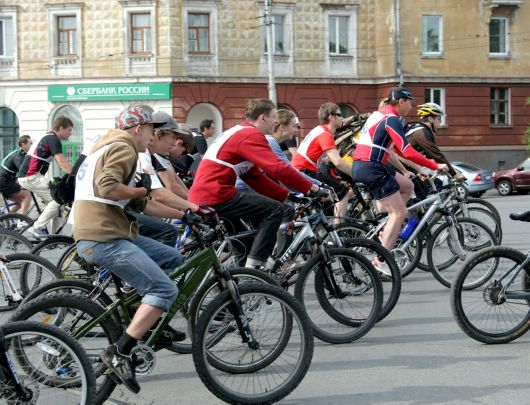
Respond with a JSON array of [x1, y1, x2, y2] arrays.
[[245, 257, 264, 269], [117, 332, 137, 355]]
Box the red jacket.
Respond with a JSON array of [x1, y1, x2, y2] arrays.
[[189, 122, 312, 205]]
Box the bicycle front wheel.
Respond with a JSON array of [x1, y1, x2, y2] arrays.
[[2, 321, 96, 405], [450, 247, 530, 344], [193, 283, 313, 405]]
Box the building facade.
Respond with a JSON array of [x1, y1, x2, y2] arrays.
[[0, 0, 529, 169]]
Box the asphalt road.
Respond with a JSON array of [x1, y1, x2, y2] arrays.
[[104, 191, 530, 405]]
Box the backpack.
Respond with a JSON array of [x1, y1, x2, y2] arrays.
[[333, 113, 371, 157], [48, 154, 87, 205]]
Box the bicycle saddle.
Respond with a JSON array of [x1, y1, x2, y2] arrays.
[[509, 211, 530, 222]]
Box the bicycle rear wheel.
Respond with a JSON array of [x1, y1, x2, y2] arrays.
[[1, 321, 96, 405], [193, 283, 313, 404], [0, 230, 33, 254], [31, 235, 75, 266], [450, 247, 530, 344]]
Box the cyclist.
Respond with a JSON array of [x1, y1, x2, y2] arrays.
[[189, 98, 326, 270], [18, 117, 74, 237], [291, 103, 353, 222], [0, 135, 33, 215], [73, 106, 203, 393], [351, 87, 448, 271]]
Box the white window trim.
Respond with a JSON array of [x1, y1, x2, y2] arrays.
[[425, 87, 447, 127], [0, 7, 18, 63], [47, 3, 82, 62], [259, 3, 294, 58], [121, 1, 157, 58], [490, 87, 511, 126], [489, 16, 510, 57], [422, 15, 443, 57], [323, 6, 358, 77]]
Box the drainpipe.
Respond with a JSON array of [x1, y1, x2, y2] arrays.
[[265, 0, 277, 103], [395, 0, 403, 86]]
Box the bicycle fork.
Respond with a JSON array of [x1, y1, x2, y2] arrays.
[[0, 336, 33, 402], [0, 263, 23, 307]]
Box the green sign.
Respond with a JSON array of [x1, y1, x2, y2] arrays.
[[48, 83, 171, 101]]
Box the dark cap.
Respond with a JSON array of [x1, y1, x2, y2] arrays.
[[115, 106, 167, 130], [388, 87, 415, 101], [152, 110, 191, 136]]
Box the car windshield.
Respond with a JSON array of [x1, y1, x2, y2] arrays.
[[454, 162, 480, 172], [521, 158, 530, 170]]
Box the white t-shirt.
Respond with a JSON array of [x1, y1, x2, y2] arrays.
[[137, 152, 164, 190]]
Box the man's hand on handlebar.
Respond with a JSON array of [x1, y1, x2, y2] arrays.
[[436, 163, 449, 172]]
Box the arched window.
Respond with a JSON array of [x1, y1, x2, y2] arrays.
[[0, 107, 19, 158], [338, 103, 357, 119], [50, 105, 83, 174], [186, 102, 222, 140]]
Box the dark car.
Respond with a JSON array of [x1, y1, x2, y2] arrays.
[[493, 157, 530, 196]]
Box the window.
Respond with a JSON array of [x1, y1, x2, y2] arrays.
[[489, 17, 508, 55], [130, 13, 152, 54], [490, 88, 510, 125], [338, 104, 356, 119], [424, 88, 446, 126], [188, 13, 210, 53], [57, 16, 77, 56], [329, 15, 349, 54], [422, 15, 442, 55], [264, 15, 285, 54], [0, 17, 14, 57], [0, 107, 19, 159]]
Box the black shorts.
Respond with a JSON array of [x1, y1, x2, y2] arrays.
[[0, 181, 21, 197], [351, 161, 400, 200]]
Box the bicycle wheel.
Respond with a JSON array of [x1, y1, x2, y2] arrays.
[[295, 248, 382, 344], [184, 267, 278, 356], [0, 230, 33, 254], [57, 243, 94, 280], [12, 253, 62, 296], [193, 283, 313, 404], [9, 293, 120, 405], [450, 247, 530, 344], [333, 220, 371, 240], [454, 206, 502, 244], [428, 217, 497, 288], [1, 321, 96, 405], [31, 235, 75, 267], [465, 197, 501, 223], [343, 237, 401, 321], [0, 213, 34, 233]]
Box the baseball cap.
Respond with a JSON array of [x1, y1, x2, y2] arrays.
[[152, 110, 191, 135], [115, 106, 167, 130], [388, 87, 415, 101]]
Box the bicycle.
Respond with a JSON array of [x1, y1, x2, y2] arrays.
[[10, 224, 314, 405], [0, 320, 96, 404], [450, 210, 530, 344]]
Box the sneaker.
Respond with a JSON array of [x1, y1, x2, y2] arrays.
[[99, 344, 140, 394], [27, 226, 47, 238], [143, 325, 186, 352], [371, 257, 392, 278], [15, 220, 29, 230]]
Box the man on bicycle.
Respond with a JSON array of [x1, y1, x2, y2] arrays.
[[351, 87, 448, 268], [73, 106, 203, 393], [189, 98, 325, 270]]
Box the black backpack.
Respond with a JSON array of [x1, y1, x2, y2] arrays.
[[48, 154, 87, 205]]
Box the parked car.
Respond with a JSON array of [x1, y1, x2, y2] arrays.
[[451, 162, 495, 198], [493, 157, 530, 196]]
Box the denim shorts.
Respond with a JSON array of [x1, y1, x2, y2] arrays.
[[351, 160, 400, 200]]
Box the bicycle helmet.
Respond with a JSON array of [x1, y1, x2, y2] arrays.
[[417, 103, 444, 118]]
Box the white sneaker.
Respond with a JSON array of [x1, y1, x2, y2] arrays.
[[27, 226, 47, 238], [16, 220, 29, 229], [371, 257, 392, 278]]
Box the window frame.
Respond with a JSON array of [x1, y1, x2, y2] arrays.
[[424, 88, 447, 127], [328, 14, 350, 55], [57, 15, 77, 56], [130, 12, 152, 55], [264, 14, 286, 55], [422, 15, 443, 57], [0, 8, 17, 60], [489, 16, 509, 56], [47, 5, 82, 60], [490, 87, 511, 126], [187, 12, 210, 54]]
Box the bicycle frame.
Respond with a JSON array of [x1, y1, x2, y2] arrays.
[[497, 252, 530, 300], [0, 262, 23, 305]]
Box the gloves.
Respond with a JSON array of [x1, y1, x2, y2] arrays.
[[195, 204, 216, 221], [181, 208, 203, 226], [287, 193, 303, 203], [135, 173, 152, 198], [309, 186, 333, 200]]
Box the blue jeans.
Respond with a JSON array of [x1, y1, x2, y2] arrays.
[[77, 235, 181, 311]]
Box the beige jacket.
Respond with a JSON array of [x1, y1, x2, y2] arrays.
[[72, 129, 146, 242]]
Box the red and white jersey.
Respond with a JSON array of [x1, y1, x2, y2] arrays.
[[189, 122, 312, 206], [291, 125, 336, 172]]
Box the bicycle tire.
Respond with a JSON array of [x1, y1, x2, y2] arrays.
[[450, 246, 530, 344], [454, 206, 502, 244], [13, 253, 62, 296], [0, 213, 34, 233], [185, 267, 279, 357], [0, 230, 33, 255], [57, 243, 95, 280], [192, 283, 313, 404], [465, 197, 501, 223], [30, 235, 75, 266], [9, 293, 120, 404], [427, 217, 497, 288], [295, 248, 382, 344], [1, 320, 96, 405], [343, 237, 401, 322]]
